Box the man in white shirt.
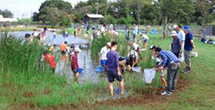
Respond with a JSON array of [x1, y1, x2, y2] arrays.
[[100, 42, 111, 67]]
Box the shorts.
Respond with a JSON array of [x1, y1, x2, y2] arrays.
[[61, 51, 66, 54], [143, 39, 149, 43], [100, 60, 107, 67], [107, 70, 123, 83], [72, 68, 77, 73], [160, 70, 167, 77]]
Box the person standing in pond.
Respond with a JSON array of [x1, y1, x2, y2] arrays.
[[155, 47, 181, 96], [40, 27, 48, 44], [71, 48, 82, 81], [106, 42, 124, 96], [99, 42, 111, 67], [183, 25, 195, 73], [60, 41, 68, 61], [43, 50, 56, 74], [132, 24, 138, 43], [171, 31, 182, 58]]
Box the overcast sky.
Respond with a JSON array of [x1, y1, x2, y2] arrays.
[[0, 0, 88, 18]]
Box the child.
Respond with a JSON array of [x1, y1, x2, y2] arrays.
[[68, 44, 75, 61], [71, 48, 82, 80], [43, 50, 56, 74], [60, 41, 68, 61], [127, 50, 138, 72], [140, 34, 149, 48]]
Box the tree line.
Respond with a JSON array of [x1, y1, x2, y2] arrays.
[[32, 0, 215, 27]]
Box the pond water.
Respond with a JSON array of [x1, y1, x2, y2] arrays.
[[4, 31, 102, 84]]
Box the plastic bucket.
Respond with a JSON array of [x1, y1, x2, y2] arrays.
[[96, 66, 105, 72], [77, 68, 83, 73]]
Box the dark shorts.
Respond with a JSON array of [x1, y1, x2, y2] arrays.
[[72, 68, 77, 73], [61, 51, 66, 54], [107, 70, 123, 83]]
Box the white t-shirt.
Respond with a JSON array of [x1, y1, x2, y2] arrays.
[[142, 34, 149, 41], [132, 43, 139, 51], [101, 26, 105, 33], [128, 50, 139, 60], [100, 46, 110, 60]]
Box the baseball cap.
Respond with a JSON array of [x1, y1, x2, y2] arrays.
[[150, 45, 156, 50], [171, 31, 178, 36]]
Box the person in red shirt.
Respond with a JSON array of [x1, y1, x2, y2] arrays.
[[43, 50, 56, 73], [71, 48, 82, 79]]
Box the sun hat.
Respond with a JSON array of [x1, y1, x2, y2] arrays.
[[75, 47, 82, 53], [183, 25, 190, 30], [173, 25, 178, 29], [150, 45, 156, 50], [107, 42, 111, 46], [171, 31, 178, 36]]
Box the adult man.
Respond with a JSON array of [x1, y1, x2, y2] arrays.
[[106, 42, 124, 96], [100, 42, 111, 67], [174, 25, 185, 61], [171, 31, 182, 58], [132, 24, 138, 42], [155, 47, 181, 96], [184, 25, 195, 73]]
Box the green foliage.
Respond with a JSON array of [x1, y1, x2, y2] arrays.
[[18, 18, 32, 24], [0, 9, 13, 18], [91, 35, 111, 59]]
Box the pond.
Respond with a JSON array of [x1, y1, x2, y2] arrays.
[[4, 31, 102, 84]]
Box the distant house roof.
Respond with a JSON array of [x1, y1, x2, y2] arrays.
[[86, 14, 104, 19], [0, 15, 18, 22]]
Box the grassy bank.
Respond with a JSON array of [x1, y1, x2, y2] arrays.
[[0, 31, 214, 109]]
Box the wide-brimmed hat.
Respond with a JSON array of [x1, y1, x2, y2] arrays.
[[171, 31, 178, 36]]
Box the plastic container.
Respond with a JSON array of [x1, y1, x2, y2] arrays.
[[96, 66, 105, 72], [77, 68, 83, 73]]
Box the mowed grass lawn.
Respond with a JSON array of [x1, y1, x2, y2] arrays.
[[95, 35, 215, 110]]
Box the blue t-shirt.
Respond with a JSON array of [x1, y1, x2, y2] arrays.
[[184, 32, 193, 51], [106, 50, 119, 73]]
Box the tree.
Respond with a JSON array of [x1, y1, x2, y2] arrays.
[[0, 9, 13, 18], [32, 12, 39, 21], [159, 0, 195, 38], [194, 0, 215, 36], [37, 0, 73, 23], [39, 7, 66, 25]]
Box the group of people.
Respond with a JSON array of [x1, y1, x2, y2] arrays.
[[98, 24, 196, 96]]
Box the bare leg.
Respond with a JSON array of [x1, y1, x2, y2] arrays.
[[109, 82, 114, 96], [119, 80, 124, 95], [161, 76, 167, 87]]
